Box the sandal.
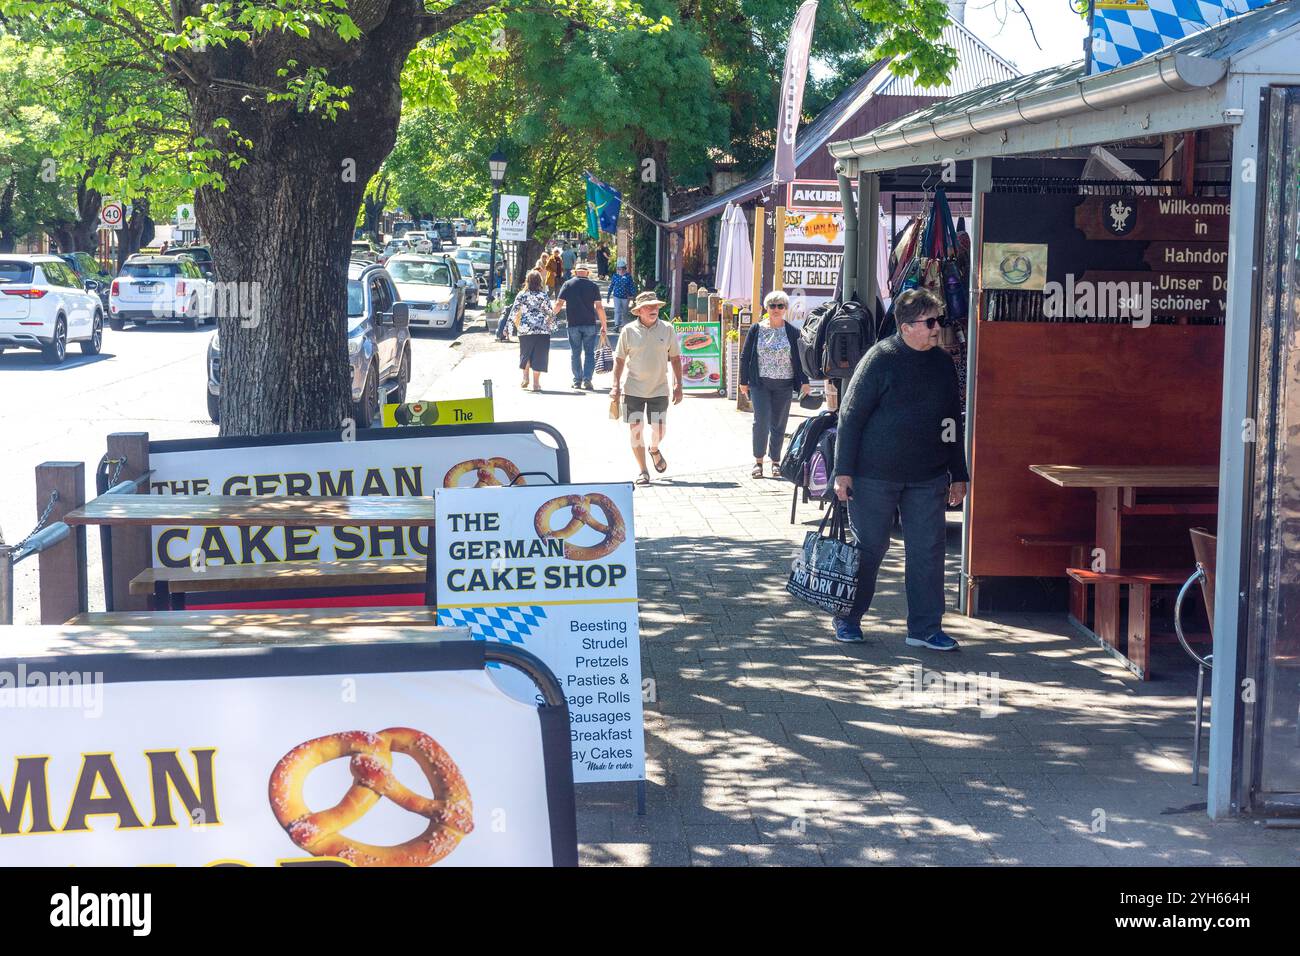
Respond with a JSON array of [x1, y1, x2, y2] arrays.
[[635, 472, 651, 486], [751, 461, 764, 478], [649, 448, 667, 473]]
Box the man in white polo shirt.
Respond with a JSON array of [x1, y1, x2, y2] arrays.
[[610, 291, 684, 486]]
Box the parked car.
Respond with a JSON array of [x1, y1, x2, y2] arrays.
[[379, 236, 433, 263], [390, 219, 417, 238], [0, 254, 104, 363], [454, 218, 474, 236], [169, 245, 216, 279], [206, 260, 411, 427], [351, 239, 379, 262], [432, 220, 456, 243], [451, 253, 479, 308], [385, 253, 466, 335], [402, 230, 443, 252], [457, 246, 505, 294], [109, 255, 214, 330], [465, 237, 493, 252], [58, 252, 113, 310]]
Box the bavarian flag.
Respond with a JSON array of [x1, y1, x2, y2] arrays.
[[585, 172, 622, 238]]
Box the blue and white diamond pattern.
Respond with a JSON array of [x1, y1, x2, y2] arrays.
[[437, 604, 547, 648], [1092, 0, 1275, 75]]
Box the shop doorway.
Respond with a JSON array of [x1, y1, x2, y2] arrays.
[[1242, 86, 1300, 813]]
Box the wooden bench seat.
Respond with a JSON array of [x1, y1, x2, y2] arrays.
[[1066, 566, 1190, 679], [1065, 567, 1188, 586], [1020, 535, 1091, 622], [70, 607, 442, 628], [130, 558, 427, 609]]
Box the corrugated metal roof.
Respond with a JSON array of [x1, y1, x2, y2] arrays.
[[667, 18, 1020, 228], [874, 19, 1020, 97], [830, 0, 1300, 165]]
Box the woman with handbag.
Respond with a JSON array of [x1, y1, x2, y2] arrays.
[[511, 269, 555, 392], [739, 290, 810, 478]]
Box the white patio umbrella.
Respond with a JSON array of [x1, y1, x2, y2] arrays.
[[715, 202, 753, 304]]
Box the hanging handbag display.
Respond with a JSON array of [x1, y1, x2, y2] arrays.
[[785, 501, 861, 618]]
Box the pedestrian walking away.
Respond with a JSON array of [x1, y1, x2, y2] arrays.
[[560, 244, 577, 283], [554, 263, 607, 390], [739, 290, 809, 478], [611, 291, 684, 486], [511, 270, 555, 391], [830, 288, 969, 649], [546, 250, 563, 297], [596, 245, 610, 279], [606, 259, 636, 333]]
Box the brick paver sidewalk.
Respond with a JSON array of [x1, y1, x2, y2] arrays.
[[419, 329, 1300, 867]]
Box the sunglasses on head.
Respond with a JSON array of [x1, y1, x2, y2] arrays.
[[904, 317, 943, 329]]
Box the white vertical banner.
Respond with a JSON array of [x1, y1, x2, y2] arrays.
[[497, 194, 531, 242], [435, 483, 645, 784], [773, 0, 819, 184]]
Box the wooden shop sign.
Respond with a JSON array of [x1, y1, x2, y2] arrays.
[[1076, 196, 1229, 242], [1143, 242, 1228, 272]]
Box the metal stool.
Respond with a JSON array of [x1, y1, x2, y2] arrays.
[[1174, 564, 1213, 786]]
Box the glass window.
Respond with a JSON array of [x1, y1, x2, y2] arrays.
[[0, 262, 34, 285], [122, 262, 181, 279], [347, 279, 365, 317], [369, 276, 392, 315]]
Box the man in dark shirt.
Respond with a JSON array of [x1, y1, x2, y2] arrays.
[[553, 264, 608, 390], [831, 289, 969, 649]]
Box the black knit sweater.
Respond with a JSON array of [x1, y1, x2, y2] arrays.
[[832, 334, 969, 483]]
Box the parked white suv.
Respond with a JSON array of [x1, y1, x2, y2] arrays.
[[0, 254, 104, 364], [109, 255, 214, 330]]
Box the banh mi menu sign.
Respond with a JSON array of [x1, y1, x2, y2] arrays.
[[675, 320, 722, 393], [434, 484, 645, 784]]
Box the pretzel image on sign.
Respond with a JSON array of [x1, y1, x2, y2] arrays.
[[268, 727, 473, 867], [443, 457, 523, 488], [534, 493, 625, 561]]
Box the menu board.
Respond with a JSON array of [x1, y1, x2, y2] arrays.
[[674, 320, 723, 393]]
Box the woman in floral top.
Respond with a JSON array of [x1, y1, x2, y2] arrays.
[[511, 270, 555, 391], [739, 290, 810, 477]]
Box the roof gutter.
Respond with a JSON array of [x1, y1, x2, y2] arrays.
[[829, 50, 1227, 164]]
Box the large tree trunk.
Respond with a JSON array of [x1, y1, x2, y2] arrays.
[[188, 4, 419, 437]]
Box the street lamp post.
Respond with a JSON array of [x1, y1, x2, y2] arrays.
[[486, 147, 508, 315]]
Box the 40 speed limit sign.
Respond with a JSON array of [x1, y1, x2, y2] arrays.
[[100, 202, 125, 229]]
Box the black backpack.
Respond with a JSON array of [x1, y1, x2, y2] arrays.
[[778, 410, 838, 484], [797, 301, 837, 379], [821, 299, 870, 378]]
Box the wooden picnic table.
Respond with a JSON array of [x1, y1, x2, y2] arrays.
[[64, 494, 439, 528], [1030, 465, 1219, 666]]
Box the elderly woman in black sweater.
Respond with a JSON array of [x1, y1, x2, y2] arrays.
[[830, 289, 968, 650], [739, 290, 810, 478]]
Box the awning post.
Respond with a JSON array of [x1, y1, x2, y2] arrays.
[[838, 170, 858, 301]]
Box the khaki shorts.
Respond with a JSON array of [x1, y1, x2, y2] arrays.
[[622, 394, 669, 425]]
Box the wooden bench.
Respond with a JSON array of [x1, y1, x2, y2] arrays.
[[1066, 567, 1188, 679], [130, 558, 427, 609], [69, 607, 442, 628], [1018, 534, 1091, 622]]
